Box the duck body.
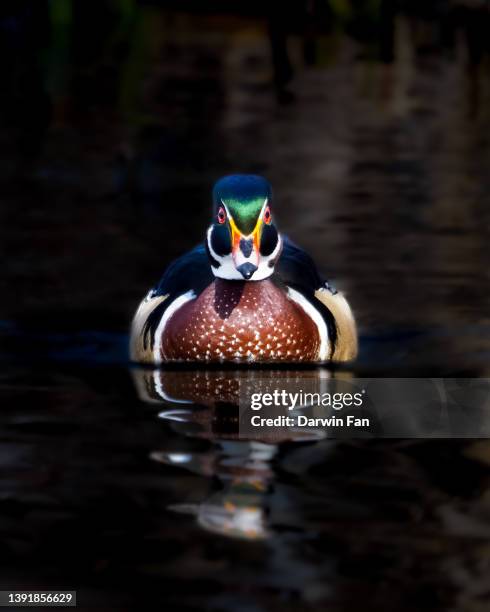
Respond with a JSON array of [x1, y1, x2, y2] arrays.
[[160, 278, 320, 363], [131, 237, 357, 364], [131, 175, 357, 364]]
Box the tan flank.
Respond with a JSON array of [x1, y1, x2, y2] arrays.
[[129, 294, 168, 364], [315, 289, 358, 362]]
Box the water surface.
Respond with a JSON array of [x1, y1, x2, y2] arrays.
[[0, 6, 489, 610]]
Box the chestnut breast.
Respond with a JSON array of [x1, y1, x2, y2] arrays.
[[160, 279, 320, 363]]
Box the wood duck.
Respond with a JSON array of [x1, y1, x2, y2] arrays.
[[131, 175, 357, 364]]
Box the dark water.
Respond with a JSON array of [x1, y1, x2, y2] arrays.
[[0, 5, 489, 611]]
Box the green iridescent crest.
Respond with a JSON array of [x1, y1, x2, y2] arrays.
[[213, 174, 272, 235]]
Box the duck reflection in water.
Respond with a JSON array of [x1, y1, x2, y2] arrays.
[[132, 368, 339, 540], [152, 440, 274, 540]]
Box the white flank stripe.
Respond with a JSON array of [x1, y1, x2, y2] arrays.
[[152, 290, 196, 365], [287, 287, 329, 361]]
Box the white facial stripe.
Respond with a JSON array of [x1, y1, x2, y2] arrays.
[[259, 197, 269, 219], [266, 230, 282, 262], [220, 199, 232, 222], [206, 225, 223, 263]]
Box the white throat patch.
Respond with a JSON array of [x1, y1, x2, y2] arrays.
[[207, 226, 282, 281]]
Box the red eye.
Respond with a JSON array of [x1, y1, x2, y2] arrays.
[[217, 206, 226, 224], [263, 206, 272, 225]]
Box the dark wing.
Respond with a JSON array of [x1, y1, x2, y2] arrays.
[[275, 236, 337, 295], [152, 243, 214, 297], [274, 236, 338, 351], [142, 243, 213, 350]]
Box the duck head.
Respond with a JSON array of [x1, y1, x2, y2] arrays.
[[206, 175, 282, 281]]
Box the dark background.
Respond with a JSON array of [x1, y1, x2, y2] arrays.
[[0, 1, 489, 610]]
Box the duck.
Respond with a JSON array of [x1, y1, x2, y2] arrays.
[[130, 174, 357, 364]]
